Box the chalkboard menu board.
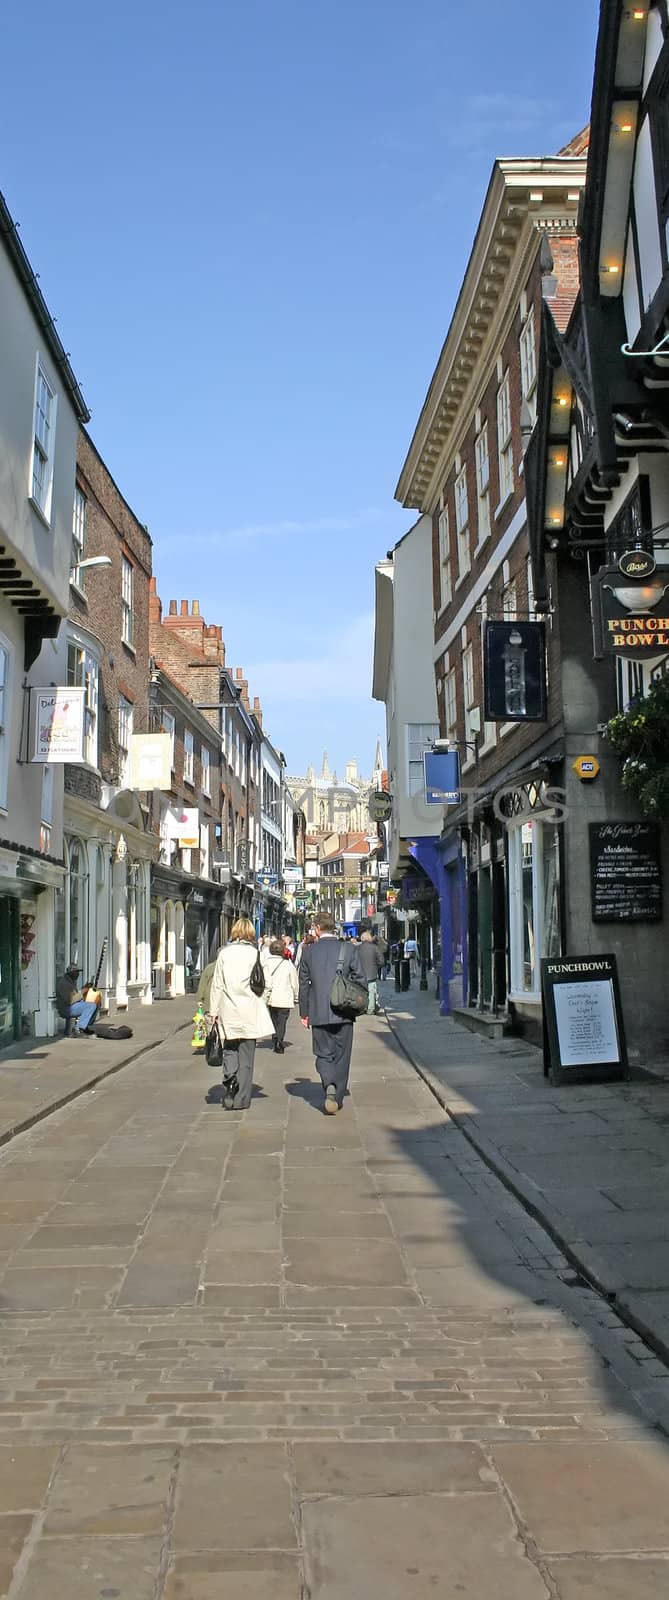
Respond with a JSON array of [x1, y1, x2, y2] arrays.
[[589, 821, 662, 923]]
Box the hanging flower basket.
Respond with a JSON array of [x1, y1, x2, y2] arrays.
[[604, 677, 669, 818]]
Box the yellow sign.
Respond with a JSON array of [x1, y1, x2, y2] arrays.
[[573, 755, 600, 781]]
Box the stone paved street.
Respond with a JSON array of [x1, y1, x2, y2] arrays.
[[1, 1009, 669, 1595]]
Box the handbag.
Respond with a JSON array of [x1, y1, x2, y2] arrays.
[[330, 942, 368, 1018], [249, 951, 266, 997], [205, 1020, 224, 1068]]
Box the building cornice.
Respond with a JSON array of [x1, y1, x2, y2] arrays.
[[395, 158, 587, 513]]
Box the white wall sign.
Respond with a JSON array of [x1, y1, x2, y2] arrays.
[[32, 688, 85, 762]]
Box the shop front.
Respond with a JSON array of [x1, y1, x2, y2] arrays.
[[504, 801, 562, 1036], [151, 865, 225, 997], [60, 788, 154, 1013], [0, 843, 64, 1042]]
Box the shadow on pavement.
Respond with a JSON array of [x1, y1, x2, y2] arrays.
[[373, 1021, 669, 1445]]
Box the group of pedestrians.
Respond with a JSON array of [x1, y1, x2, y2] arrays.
[[195, 914, 384, 1116]]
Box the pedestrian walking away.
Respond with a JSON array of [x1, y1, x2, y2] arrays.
[[359, 928, 383, 1013], [263, 936, 299, 1052], [404, 933, 418, 978], [55, 962, 101, 1036], [298, 910, 366, 1113], [209, 919, 273, 1109]]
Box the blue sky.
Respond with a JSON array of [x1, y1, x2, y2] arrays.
[[2, 0, 599, 778]]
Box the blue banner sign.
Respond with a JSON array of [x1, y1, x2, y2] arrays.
[[423, 749, 460, 805]]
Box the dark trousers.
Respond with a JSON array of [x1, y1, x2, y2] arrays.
[[221, 1038, 256, 1109], [269, 1006, 289, 1046], [311, 1022, 354, 1106]]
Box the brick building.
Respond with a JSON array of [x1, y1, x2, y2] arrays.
[[53, 429, 155, 1013], [147, 662, 223, 996], [148, 587, 268, 952], [395, 141, 588, 1036]]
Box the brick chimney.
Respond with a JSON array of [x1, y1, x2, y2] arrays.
[[253, 695, 262, 726]]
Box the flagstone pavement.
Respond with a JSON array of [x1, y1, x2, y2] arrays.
[[0, 1004, 669, 1596]]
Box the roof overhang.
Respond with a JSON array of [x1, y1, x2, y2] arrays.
[[580, 0, 648, 303], [395, 157, 587, 513], [372, 560, 394, 702]]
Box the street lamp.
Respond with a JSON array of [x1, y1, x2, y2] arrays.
[[75, 556, 113, 571]]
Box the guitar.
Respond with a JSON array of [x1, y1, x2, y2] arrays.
[[84, 937, 107, 1006]]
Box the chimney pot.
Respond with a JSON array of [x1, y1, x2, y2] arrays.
[[192, 600, 200, 617], [180, 600, 188, 616], [168, 600, 177, 616]]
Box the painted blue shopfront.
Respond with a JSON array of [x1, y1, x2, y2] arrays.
[[409, 833, 466, 1016]]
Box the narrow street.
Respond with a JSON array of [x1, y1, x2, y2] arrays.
[[1, 1011, 669, 1597]]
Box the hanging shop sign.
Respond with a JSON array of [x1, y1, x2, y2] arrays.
[[589, 821, 662, 922], [368, 789, 393, 823], [283, 866, 304, 886], [541, 953, 628, 1085], [483, 622, 547, 722], [599, 571, 669, 655], [164, 807, 200, 848], [423, 749, 460, 806], [31, 687, 85, 762], [128, 733, 171, 790]]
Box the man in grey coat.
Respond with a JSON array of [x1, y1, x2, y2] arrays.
[[298, 911, 366, 1114]]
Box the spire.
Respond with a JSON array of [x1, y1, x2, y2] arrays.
[[321, 750, 330, 780], [373, 737, 384, 779]]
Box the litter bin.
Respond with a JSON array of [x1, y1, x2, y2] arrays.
[[395, 958, 411, 992]]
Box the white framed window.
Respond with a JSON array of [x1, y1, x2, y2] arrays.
[[67, 638, 99, 767], [31, 361, 56, 521], [438, 508, 452, 610], [0, 640, 11, 810], [71, 487, 86, 587], [118, 695, 133, 786], [508, 818, 561, 998], [121, 556, 134, 646], [526, 554, 535, 616], [161, 709, 176, 769], [455, 466, 470, 580], [184, 729, 194, 785], [503, 578, 518, 620], [40, 765, 54, 853], [520, 308, 537, 402], [407, 722, 439, 796], [463, 642, 476, 745], [444, 668, 457, 740], [201, 745, 211, 796], [496, 371, 514, 505], [475, 425, 491, 545]]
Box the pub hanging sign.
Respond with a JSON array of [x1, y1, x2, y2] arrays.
[[599, 570, 669, 656], [483, 621, 547, 723]]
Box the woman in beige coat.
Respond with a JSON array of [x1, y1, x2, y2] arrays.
[[263, 937, 299, 1054], [209, 919, 273, 1110]]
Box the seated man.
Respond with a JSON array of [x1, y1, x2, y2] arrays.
[[55, 963, 100, 1036]]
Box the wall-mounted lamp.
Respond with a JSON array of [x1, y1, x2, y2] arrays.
[[76, 556, 113, 571]]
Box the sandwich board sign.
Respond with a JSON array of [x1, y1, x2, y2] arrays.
[[540, 953, 628, 1086]]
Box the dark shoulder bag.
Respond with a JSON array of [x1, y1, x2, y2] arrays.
[[205, 1020, 224, 1067], [330, 941, 368, 1018], [249, 950, 266, 997]]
